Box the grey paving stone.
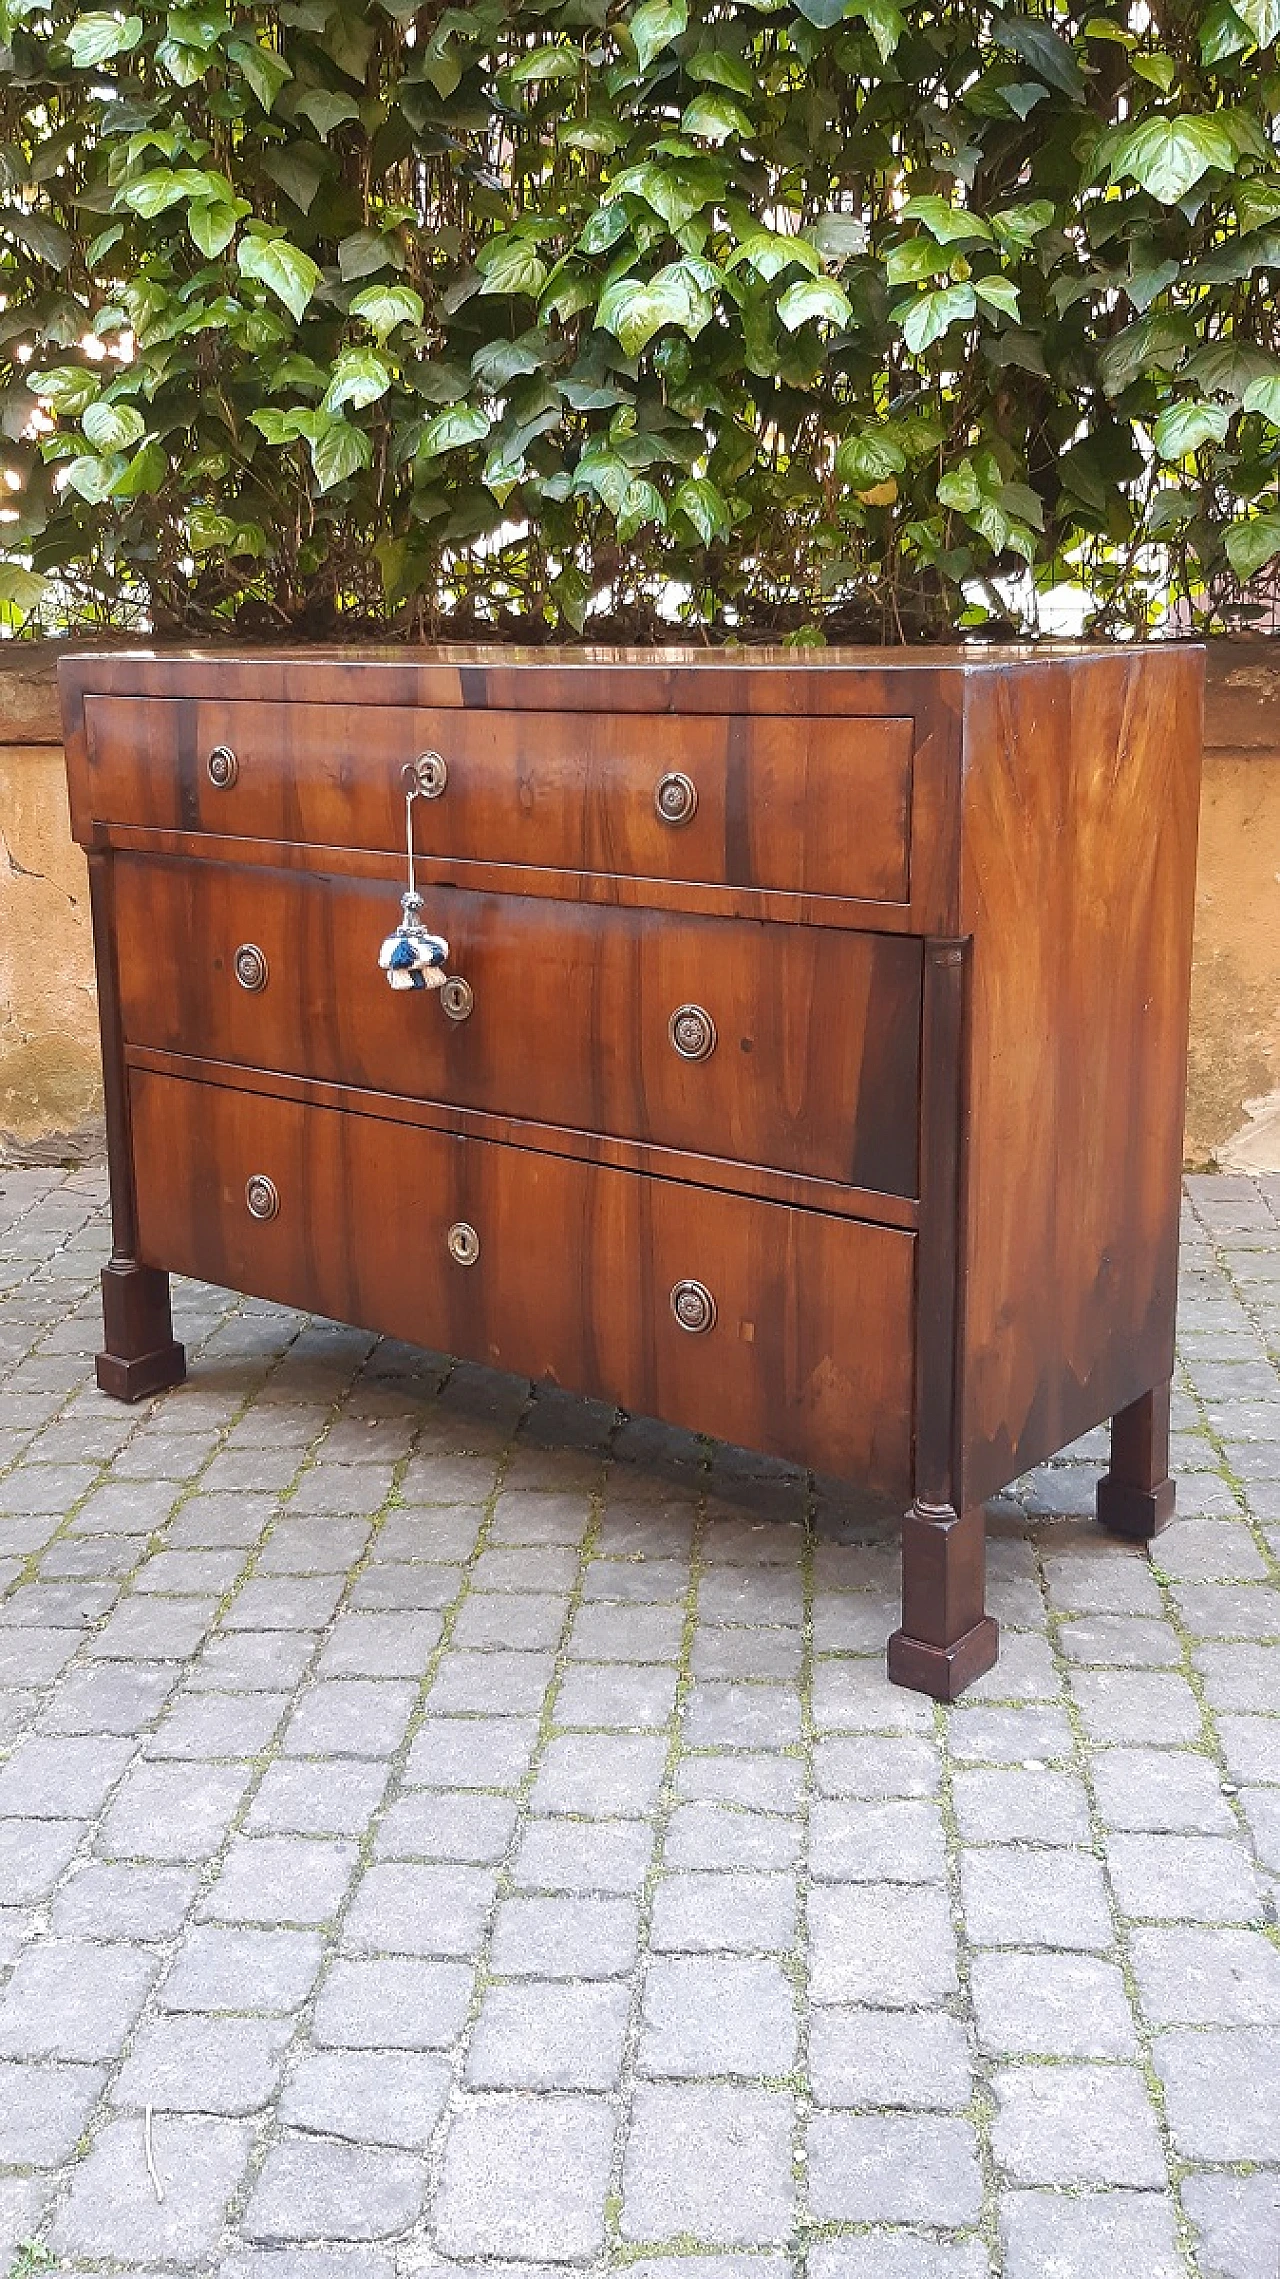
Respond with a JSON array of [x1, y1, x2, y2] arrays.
[[147, 1689, 290, 1760], [1129, 1924, 1280, 2023], [467, 1979, 631, 2090], [0, 1577, 119, 1627], [375, 1789, 517, 1865], [0, 1740, 121, 1831], [168, 1492, 280, 1549], [691, 1625, 804, 1682], [49, 2112, 252, 2264], [431, 1648, 557, 1717], [649, 1871, 796, 1954], [489, 1892, 639, 1977], [807, 2111, 983, 2224], [1068, 1668, 1203, 1744], [808, 1797, 946, 1884], [201, 1836, 359, 1925], [98, 1759, 252, 1861], [349, 1562, 461, 1612], [1217, 1711, 1280, 1784], [809, 1884, 957, 2007], [960, 1848, 1114, 1949], [1153, 2025, 1280, 2159], [808, 2241, 989, 2279], [811, 1658, 937, 1735], [87, 1596, 219, 1661], [314, 1612, 443, 1678], [246, 1757, 390, 1837], [344, 1862, 497, 1957], [553, 1661, 679, 1729], [372, 1512, 485, 1568], [282, 1465, 399, 1518], [492, 1488, 596, 1546], [1182, 2171, 1280, 2279], [952, 1767, 1092, 1845], [0, 2057, 105, 2164], [451, 1593, 568, 1651], [159, 1927, 323, 2015], [0, 1814, 87, 1901], [222, 1576, 347, 1632], [1195, 1641, 1280, 1711], [970, 1950, 1138, 2057], [281, 1678, 418, 1758], [511, 1814, 654, 1893], [808, 2006, 973, 2110], [0, 1625, 81, 1684], [566, 1602, 686, 1662], [254, 1520, 374, 1575], [677, 1753, 805, 1814], [405, 1715, 538, 1791], [187, 1629, 320, 1690], [638, 1955, 796, 2080], [312, 1957, 472, 2050], [1058, 1614, 1184, 1668], [435, 2093, 614, 2257], [280, 2048, 450, 2149], [665, 1800, 800, 1874], [991, 2063, 1166, 2185], [114, 2013, 292, 2114], [252, 2144, 426, 2252], [1240, 1784, 1280, 1871], [1090, 1747, 1235, 1832], [1000, 2190, 1183, 2279], [948, 1703, 1075, 1762], [1107, 1831, 1265, 1922], [0, 1461, 99, 1513], [1171, 1580, 1280, 1637], [37, 1659, 179, 1736], [683, 1682, 802, 1751], [620, 2082, 794, 2245], [1154, 1519, 1269, 1580], [532, 1730, 667, 1816], [53, 1860, 199, 1939], [134, 1547, 248, 1596], [0, 1937, 157, 2058]]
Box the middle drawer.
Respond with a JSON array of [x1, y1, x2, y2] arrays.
[[113, 854, 922, 1198]]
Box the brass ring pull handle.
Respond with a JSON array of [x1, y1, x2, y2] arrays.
[[402, 751, 448, 798], [207, 745, 238, 788], [234, 943, 268, 992], [245, 1174, 279, 1222], [669, 1004, 716, 1062], [655, 770, 697, 826], [671, 1278, 716, 1333]]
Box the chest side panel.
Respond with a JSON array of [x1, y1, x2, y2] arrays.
[[957, 648, 1204, 1506]]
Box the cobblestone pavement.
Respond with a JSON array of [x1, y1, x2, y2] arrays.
[[0, 1166, 1277, 2279]]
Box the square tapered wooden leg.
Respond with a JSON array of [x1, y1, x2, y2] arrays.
[[887, 1499, 999, 1701], [96, 1259, 186, 1402], [1097, 1382, 1175, 1540]]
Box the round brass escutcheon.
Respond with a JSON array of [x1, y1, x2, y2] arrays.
[[670, 1278, 716, 1334], [234, 943, 269, 993], [440, 976, 474, 1023], [669, 1003, 716, 1062], [403, 750, 448, 799], [245, 1174, 279, 1222], [447, 1220, 481, 1266], [654, 770, 698, 827], [207, 745, 239, 789]]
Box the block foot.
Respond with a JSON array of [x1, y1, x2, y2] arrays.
[[1098, 1383, 1175, 1541], [887, 1616, 1000, 1701], [96, 1259, 186, 1405], [1096, 1473, 1176, 1540], [96, 1344, 186, 1403]]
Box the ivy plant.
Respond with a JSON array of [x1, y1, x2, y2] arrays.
[[1, 0, 1279, 640]]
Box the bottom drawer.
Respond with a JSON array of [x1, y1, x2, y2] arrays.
[[129, 1069, 915, 1491]]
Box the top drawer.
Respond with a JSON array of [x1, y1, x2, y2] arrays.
[[77, 695, 913, 905]]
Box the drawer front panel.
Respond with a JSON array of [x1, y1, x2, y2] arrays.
[[83, 696, 913, 904], [130, 1070, 915, 1490], [114, 856, 922, 1197]]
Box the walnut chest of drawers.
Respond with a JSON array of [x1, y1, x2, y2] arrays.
[[60, 644, 1204, 1698]]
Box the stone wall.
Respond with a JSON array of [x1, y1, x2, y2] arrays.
[[2, 641, 1278, 1167]]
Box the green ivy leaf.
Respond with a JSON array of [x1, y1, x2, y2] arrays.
[[1110, 114, 1236, 202], [1243, 374, 1280, 422], [836, 430, 908, 487], [66, 10, 142, 65], [228, 37, 291, 110], [188, 201, 239, 257], [898, 282, 977, 351], [309, 417, 371, 491], [505, 42, 578, 81], [1200, 0, 1252, 60], [686, 46, 754, 93], [323, 347, 392, 414], [294, 89, 360, 137], [1152, 397, 1230, 456], [349, 283, 424, 340], [237, 233, 321, 322], [681, 91, 754, 141], [1234, 0, 1280, 43], [671, 473, 731, 540], [418, 403, 492, 459], [974, 275, 1021, 319], [901, 195, 992, 243], [597, 261, 715, 352], [776, 276, 853, 329], [628, 0, 688, 72], [0, 563, 48, 610], [82, 399, 146, 450], [477, 237, 549, 298], [110, 436, 167, 494], [30, 365, 100, 414], [1225, 511, 1280, 576]]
